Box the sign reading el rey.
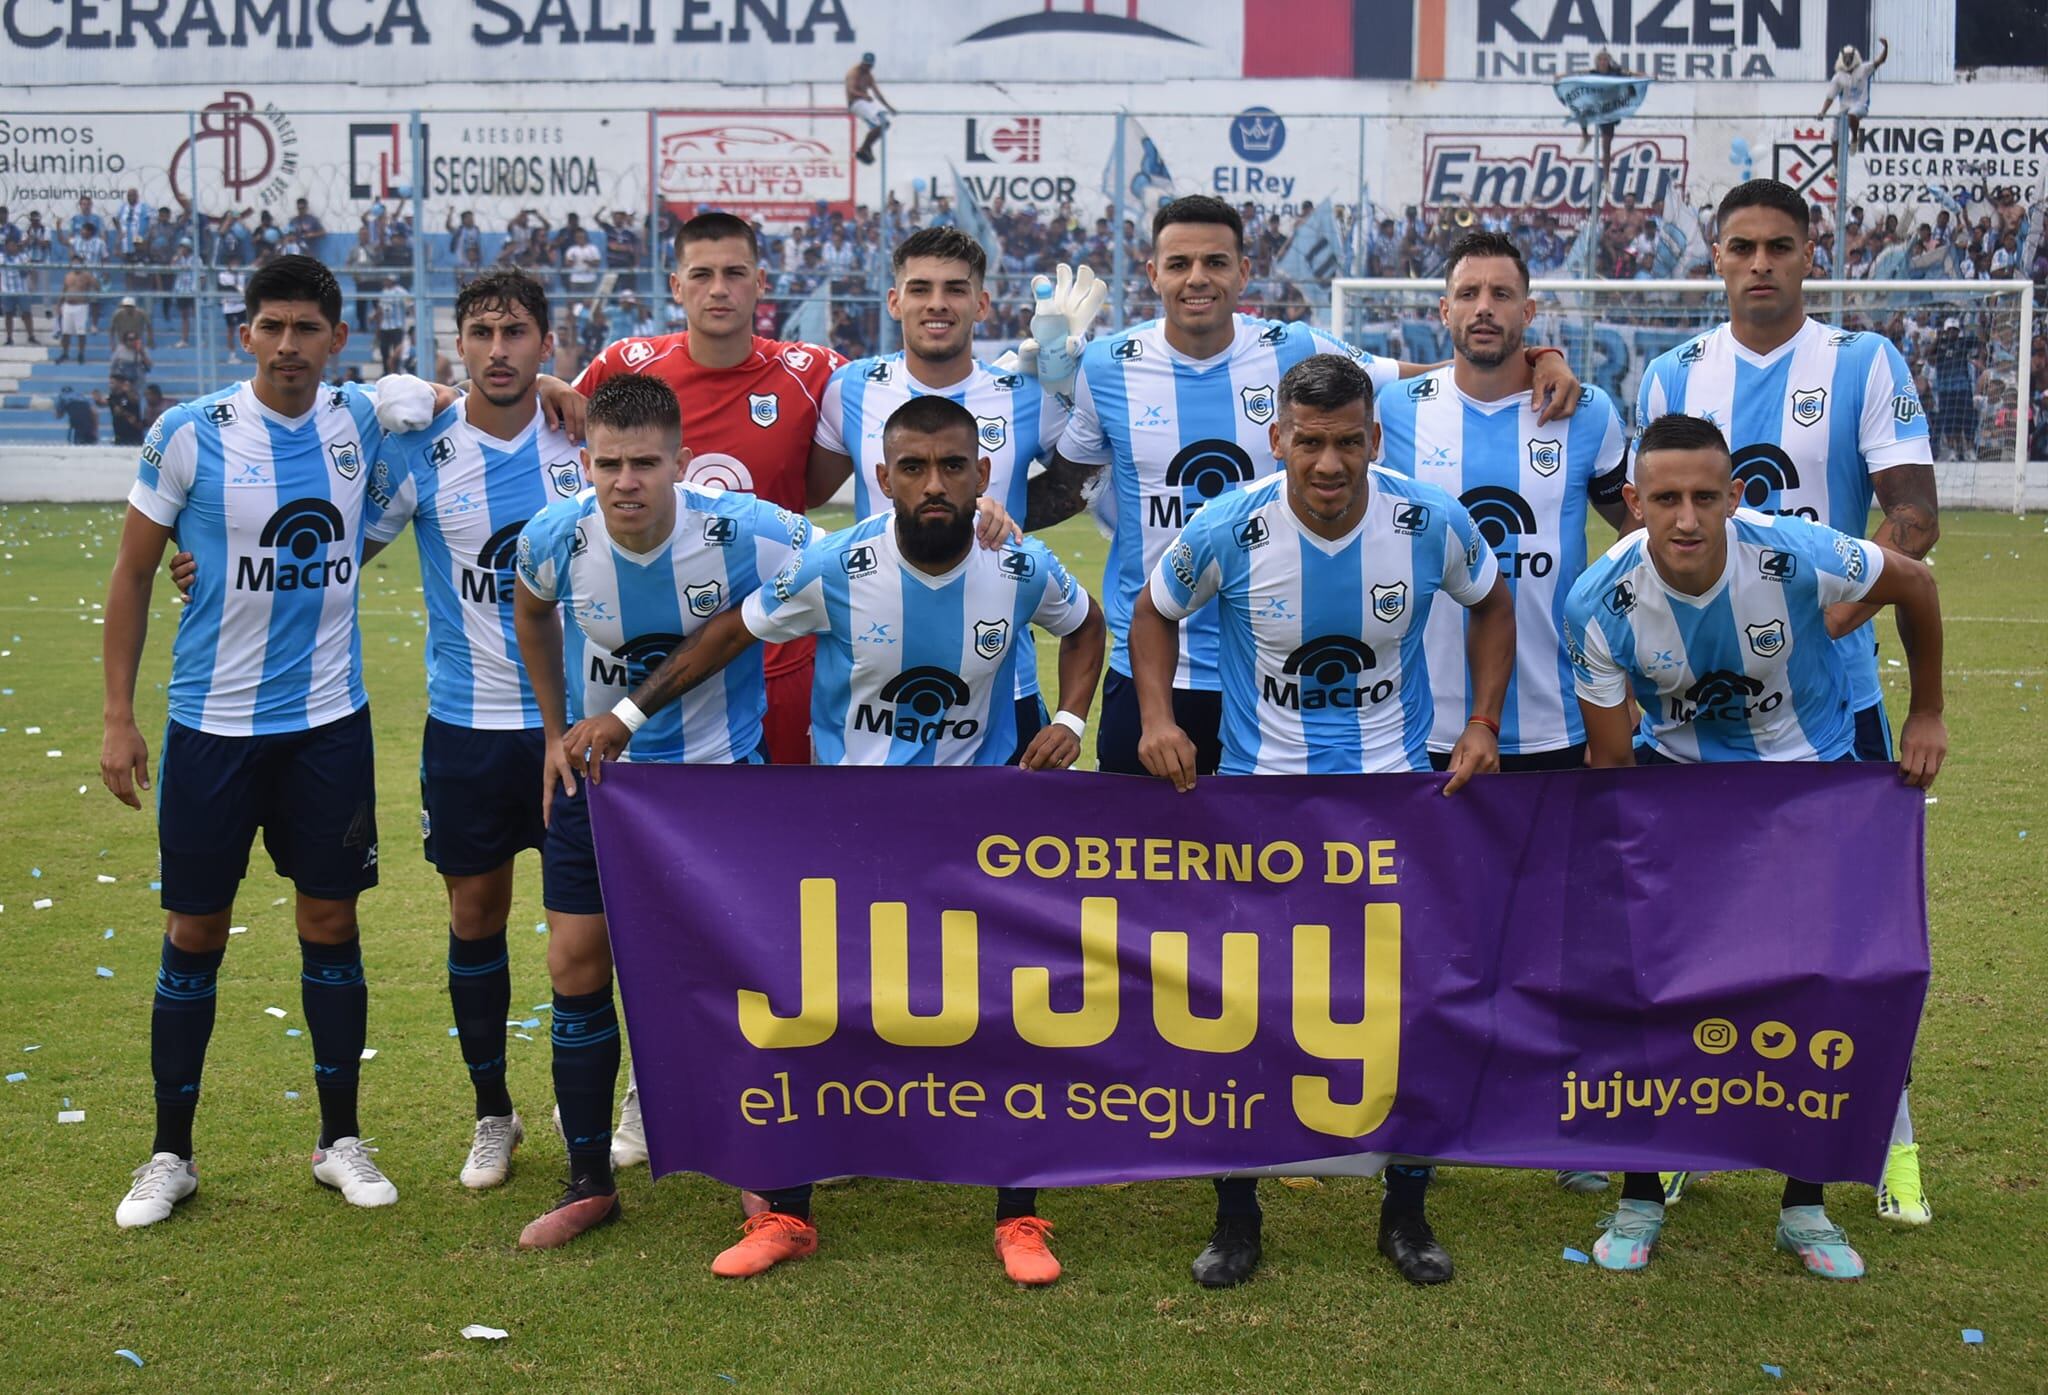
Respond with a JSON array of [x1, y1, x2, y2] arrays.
[[654, 111, 854, 221]]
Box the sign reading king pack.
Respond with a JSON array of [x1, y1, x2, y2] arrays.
[[653, 110, 855, 221]]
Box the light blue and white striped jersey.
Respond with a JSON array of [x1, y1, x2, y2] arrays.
[[1058, 315, 1401, 689], [1148, 470, 1498, 775], [815, 352, 1070, 699], [364, 398, 584, 730], [1636, 317, 1929, 711], [1378, 371, 1627, 754], [128, 379, 393, 737], [515, 484, 810, 764], [1563, 510, 1884, 763], [741, 513, 1092, 767]]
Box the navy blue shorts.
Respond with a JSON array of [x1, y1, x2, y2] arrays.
[[420, 717, 546, 876], [543, 749, 763, 918], [1095, 669, 1223, 777], [1007, 695, 1049, 765], [1853, 702, 1895, 763], [1429, 742, 1587, 773], [157, 707, 379, 915]]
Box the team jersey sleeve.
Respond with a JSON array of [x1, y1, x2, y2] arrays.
[[1146, 508, 1226, 621], [742, 498, 815, 589], [1026, 544, 1093, 638], [1792, 519, 1886, 607], [1858, 337, 1933, 469], [1586, 390, 1630, 507], [362, 449, 420, 545], [1056, 357, 1112, 466], [570, 342, 618, 397], [514, 501, 579, 603], [1564, 601, 1629, 708], [1307, 327, 1402, 393], [1437, 496, 1501, 606], [812, 369, 850, 455], [127, 409, 197, 526], [740, 543, 830, 644]]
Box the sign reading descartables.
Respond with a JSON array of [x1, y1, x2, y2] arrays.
[[590, 762, 1926, 1191]]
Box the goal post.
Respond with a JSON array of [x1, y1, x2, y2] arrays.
[[1331, 278, 2038, 514]]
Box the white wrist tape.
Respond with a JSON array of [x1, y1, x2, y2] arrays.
[[611, 698, 648, 734], [1051, 710, 1087, 738]]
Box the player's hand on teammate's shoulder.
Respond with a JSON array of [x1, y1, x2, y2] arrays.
[[1528, 350, 1583, 424], [369, 372, 441, 434], [974, 498, 1024, 550], [1017, 721, 1081, 772], [1138, 723, 1200, 793], [1896, 711, 1947, 790], [1440, 720, 1500, 796], [536, 374, 588, 442]]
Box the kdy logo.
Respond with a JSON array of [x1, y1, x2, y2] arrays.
[[976, 415, 1008, 452], [973, 618, 1009, 660], [1371, 581, 1407, 623], [1746, 619, 1786, 658], [685, 581, 723, 618], [748, 393, 779, 427], [1527, 438, 1561, 477], [1240, 384, 1275, 425], [328, 440, 361, 480], [1791, 388, 1827, 427]]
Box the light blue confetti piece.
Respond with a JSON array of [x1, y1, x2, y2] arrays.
[[716, 1377, 736, 1385], [149, 881, 161, 891], [532, 1003, 551, 1012], [285, 1028, 302, 1037], [5, 1072, 24, 1083], [62, 1097, 70, 1107], [534, 921, 547, 934], [1760, 1364, 1782, 1379], [1963, 1329, 1984, 1345], [21, 1045, 38, 1052], [115, 1350, 144, 1368], [285, 1090, 299, 1100], [521, 1017, 540, 1029], [30, 867, 40, 878], [1, 689, 10, 695], [1561, 1246, 1590, 1264], [448, 1027, 460, 1037], [95, 966, 113, 978], [2021, 831, 2030, 841], [103, 928, 114, 939]]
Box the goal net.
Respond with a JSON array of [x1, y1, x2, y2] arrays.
[[1332, 279, 2039, 513]]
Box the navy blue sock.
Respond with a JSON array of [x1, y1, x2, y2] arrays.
[[1214, 1176, 1262, 1220], [447, 929, 513, 1118], [1383, 1163, 1434, 1213], [759, 1184, 812, 1221], [150, 936, 225, 1158], [300, 936, 367, 1148], [995, 1187, 1038, 1222], [551, 987, 620, 1193]]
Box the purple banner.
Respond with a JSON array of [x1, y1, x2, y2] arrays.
[[590, 763, 1927, 1191]]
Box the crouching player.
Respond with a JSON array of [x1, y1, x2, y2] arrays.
[[1562, 412, 1945, 1280], [509, 373, 811, 1248], [1129, 353, 1515, 1288], [561, 393, 1106, 1283]]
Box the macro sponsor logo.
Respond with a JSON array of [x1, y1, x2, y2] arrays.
[[1461, 485, 1552, 578], [1148, 440, 1256, 529], [1730, 444, 1817, 520], [590, 632, 684, 689], [1263, 635, 1395, 712], [1670, 669, 1782, 724], [855, 667, 979, 743], [237, 497, 349, 592], [460, 519, 529, 605]]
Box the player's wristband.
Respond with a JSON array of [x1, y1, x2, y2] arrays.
[[611, 698, 648, 734], [1525, 346, 1564, 366], [1051, 711, 1087, 738], [1466, 714, 1500, 737]]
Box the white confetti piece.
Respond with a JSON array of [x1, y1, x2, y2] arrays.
[[95, 966, 112, 977], [460, 1325, 508, 1341], [57, 1109, 85, 1123], [228, 926, 248, 935], [45, 750, 61, 757], [264, 1006, 287, 1019], [33, 898, 53, 910], [359, 1048, 377, 1061], [97, 875, 116, 883], [5, 1072, 25, 1083], [23, 726, 38, 734]]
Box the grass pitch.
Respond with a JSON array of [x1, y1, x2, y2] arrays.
[[0, 502, 2042, 1394]]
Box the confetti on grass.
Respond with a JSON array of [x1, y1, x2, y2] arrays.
[[1561, 1247, 1590, 1264], [1963, 1329, 1984, 1345], [114, 1350, 144, 1368], [460, 1325, 508, 1341], [1760, 1364, 1782, 1379]]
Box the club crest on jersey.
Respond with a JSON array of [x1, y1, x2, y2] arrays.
[[1234, 516, 1270, 550], [428, 435, 456, 468], [1168, 539, 1197, 589], [1111, 338, 1143, 361], [621, 340, 654, 368], [748, 393, 780, 427], [842, 544, 879, 577], [997, 548, 1036, 580], [973, 619, 1009, 660], [686, 581, 723, 618], [328, 440, 362, 479], [1791, 388, 1827, 427], [1746, 619, 1787, 658], [1371, 582, 1408, 623], [1527, 438, 1562, 477], [1391, 501, 1430, 534], [781, 346, 815, 372], [1406, 377, 1439, 402], [550, 462, 581, 496], [204, 401, 237, 426], [976, 415, 1008, 452], [864, 360, 892, 383], [1240, 384, 1275, 426]]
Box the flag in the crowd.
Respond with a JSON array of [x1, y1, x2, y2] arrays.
[[949, 163, 1005, 269], [1565, 208, 1602, 277], [2021, 199, 2047, 279], [1275, 199, 1346, 304], [1553, 74, 1653, 127], [781, 283, 831, 346], [1652, 188, 1706, 278], [1866, 239, 1910, 281], [1102, 114, 1176, 221]]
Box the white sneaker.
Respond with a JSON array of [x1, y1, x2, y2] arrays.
[[116, 1152, 197, 1228], [611, 1080, 648, 1168], [459, 1112, 524, 1190], [311, 1136, 399, 1208]]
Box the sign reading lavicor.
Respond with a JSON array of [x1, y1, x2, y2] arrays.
[[0, 0, 1244, 85], [591, 761, 1925, 1191]]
